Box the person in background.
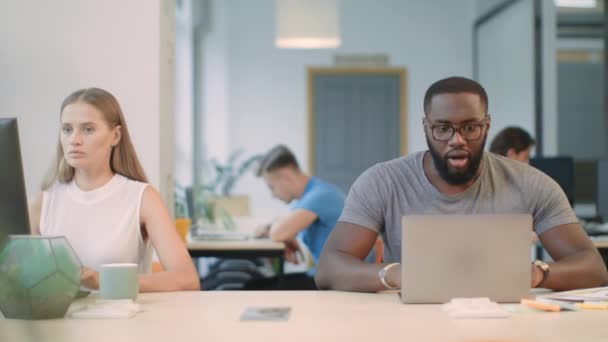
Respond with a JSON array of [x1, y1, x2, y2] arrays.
[[490, 126, 538, 242], [489, 126, 535, 164], [315, 76, 608, 292], [29, 88, 200, 292], [252, 145, 345, 289]]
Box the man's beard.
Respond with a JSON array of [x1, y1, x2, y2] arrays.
[[426, 135, 486, 185]]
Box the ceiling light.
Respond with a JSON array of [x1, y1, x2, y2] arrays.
[[554, 0, 597, 8], [275, 0, 341, 49]]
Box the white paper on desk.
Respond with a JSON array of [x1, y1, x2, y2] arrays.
[[544, 286, 608, 302], [442, 298, 510, 319], [70, 299, 141, 319]]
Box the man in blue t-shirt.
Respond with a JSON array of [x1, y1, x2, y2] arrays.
[[252, 145, 344, 289]]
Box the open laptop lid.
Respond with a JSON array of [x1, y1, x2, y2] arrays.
[[401, 214, 532, 304], [0, 118, 31, 248]]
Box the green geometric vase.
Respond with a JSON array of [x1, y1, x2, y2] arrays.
[[0, 235, 81, 319]]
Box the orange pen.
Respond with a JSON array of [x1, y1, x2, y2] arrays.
[[520, 299, 561, 312]]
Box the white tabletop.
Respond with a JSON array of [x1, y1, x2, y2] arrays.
[[590, 236, 608, 249], [187, 216, 284, 251], [187, 237, 284, 251], [1, 291, 607, 342]]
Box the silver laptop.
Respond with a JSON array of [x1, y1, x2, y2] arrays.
[[401, 214, 532, 304]]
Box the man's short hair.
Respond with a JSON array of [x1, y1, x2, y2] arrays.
[[423, 76, 489, 115], [256, 145, 300, 177], [489, 126, 536, 156]]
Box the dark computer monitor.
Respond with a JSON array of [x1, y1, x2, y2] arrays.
[[0, 118, 31, 248], [597, 160, 608, 222], [530, 156, 575, 206]]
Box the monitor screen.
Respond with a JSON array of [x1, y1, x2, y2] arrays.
[[0, 118, 31, 248], [529, 156, 575, 206], [597, 160, 608, 222]]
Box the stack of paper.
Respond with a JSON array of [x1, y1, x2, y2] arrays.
[[541, 286, 608, 310], [442, 297, 510, 318], [543, 286, 608, 302], [69, 299, 141, 319]]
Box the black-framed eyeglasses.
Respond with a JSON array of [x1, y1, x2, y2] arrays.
[[426, 117, 489, 142]]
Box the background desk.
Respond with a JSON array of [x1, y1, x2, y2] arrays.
[[187, 237, 284, 257], [187, 238, 286, 278], [590, 236, 608, 266], [536, 235, 608, 266], [2, 291, 608, 342]]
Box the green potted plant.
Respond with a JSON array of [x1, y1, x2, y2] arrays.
[[187, 149, 262, 231]]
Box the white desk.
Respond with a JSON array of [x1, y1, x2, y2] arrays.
[[187, 235, 286, 280], [187, 236, 284, 265], [186, 217, 285, 273], [590, 236, 608, 267], [186, 216, 285, 257], [590, 236, 608, 249], [2, 291, 607, 342], [187, 237, 284, 253], [536, 236, 608, 265], [185, 217, 287, 284]]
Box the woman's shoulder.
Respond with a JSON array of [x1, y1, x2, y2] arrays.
[[118, 176, 160, 203], [43, 180, 70, 195], [116, 174, 149, 190], [138, 184, 169, 222]]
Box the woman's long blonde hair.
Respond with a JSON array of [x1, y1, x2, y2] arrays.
[[43, 88, 148, 189]]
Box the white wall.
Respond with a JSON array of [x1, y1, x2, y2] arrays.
[[475, 0, 558, 156], [542, 0, 558, 156], [476, 0, 512, 15], [477, 0, 536, 146], [175, 0, 195, 187], [201, 0, 475, 216], [202, 0, 230, 164], [0, 0, 175, 207]]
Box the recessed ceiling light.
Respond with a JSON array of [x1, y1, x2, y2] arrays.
[[275, 0, 341, 49], [554, 0, 597, 8]]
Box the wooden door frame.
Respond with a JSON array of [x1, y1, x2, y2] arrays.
[[307, 67, 408, 175]]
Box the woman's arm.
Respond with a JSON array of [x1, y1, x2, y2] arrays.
[[138, 186, 200, 292], [28, 192, 43, 235]]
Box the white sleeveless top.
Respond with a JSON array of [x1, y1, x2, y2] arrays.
[[40, 174, 153, 273]]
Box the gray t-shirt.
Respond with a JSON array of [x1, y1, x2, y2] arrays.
[[339, 151, 578, 263]]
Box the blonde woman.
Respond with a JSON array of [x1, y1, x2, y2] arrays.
[[29, 88, 200, 292]]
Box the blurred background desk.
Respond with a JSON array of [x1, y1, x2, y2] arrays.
[[187, 235, 285, 290], [536, 234, 608, 266], [187, 237, 284, 258], [590, 236, 608, 266], [187, 237, 285, 269]]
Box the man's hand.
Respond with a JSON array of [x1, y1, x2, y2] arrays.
[[253, 223, 271, 238], [81, 266, 100, 290], [284, 239, 303, 264]]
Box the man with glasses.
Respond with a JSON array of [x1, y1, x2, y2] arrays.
[[315, 76, 608, 292]]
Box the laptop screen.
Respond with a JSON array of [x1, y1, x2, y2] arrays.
[[530, 157, 575, 206], [597, 160, 608, 222], [0, 118, 31, 248]]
